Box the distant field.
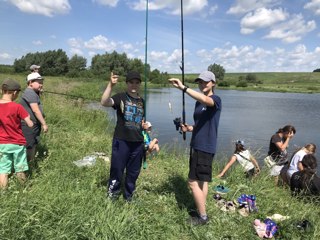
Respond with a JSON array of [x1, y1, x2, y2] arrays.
[[171, 72, 320, 93]]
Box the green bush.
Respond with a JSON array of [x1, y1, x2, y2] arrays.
[[236, 80, 248, 87], [218, 81, 231, 87], [0, 64, 14, 74]]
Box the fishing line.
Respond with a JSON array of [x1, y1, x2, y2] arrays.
[[42, 90, 100, 102]]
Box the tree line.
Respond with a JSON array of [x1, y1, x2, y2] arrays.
[[12, 49, 172, 83], [12, 49, 227, 84]]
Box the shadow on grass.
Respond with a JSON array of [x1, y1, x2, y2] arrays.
[[154, 174, 197, 216]]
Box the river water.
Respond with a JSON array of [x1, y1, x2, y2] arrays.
[[88, 88, 320, 162]]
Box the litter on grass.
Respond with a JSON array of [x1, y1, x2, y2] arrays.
[[267, 214, 290, 221], [73, 152, 109, 167]]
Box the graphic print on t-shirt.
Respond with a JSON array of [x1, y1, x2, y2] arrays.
[[122, 98, 144, 129]]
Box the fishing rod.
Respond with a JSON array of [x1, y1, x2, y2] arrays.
[[180, 0, 186, 141], [144, 0, 149, 120], [143, 0, 149, 170], [42, 90, 100, 102]]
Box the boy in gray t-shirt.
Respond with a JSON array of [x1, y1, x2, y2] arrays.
[[20, 72, 48, 168]]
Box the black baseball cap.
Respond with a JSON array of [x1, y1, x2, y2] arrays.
[[126, 71, 141, 82]]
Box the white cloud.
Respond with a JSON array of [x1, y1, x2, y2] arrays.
[[275, 47, 285, 54], [209, 4, 218, 15], [92, 0, 119, 7], [88, 51, 96, 57], [196, 49, 212, 62], [8, 0, 71, 17], [67, 38, 83, 57], [0, 53, 11, 60], [283, 44, 318, 70], [167, 49, 182, 63], [227, 0, 279, 15], [240, 8, 288, 34], [193, 44, 320, 72], [50, 35, 57, 39], [150, 51, 168, 61], [70, 48, 83, 56], [84, 35, 117, 51], [121, 43, 134, 51], [32, 40, 42, 45], [264, 14, 316, 43], [304, 0, 320, 16], [68, 38, 83, 48], [131, 0, 208, 15], [147, 49, 192, 72]]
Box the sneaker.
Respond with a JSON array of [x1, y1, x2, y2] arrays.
[[238, 205, 250, 217], [296, 219, 312, 232], [213, 193, 222, 200], [213, 185, 230, 194], [188, 215, 209, 226], [220, 201, 236, 212], [106, 190, 120, 201]]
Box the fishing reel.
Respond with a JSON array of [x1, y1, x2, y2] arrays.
[[173, 117, 182, 133]]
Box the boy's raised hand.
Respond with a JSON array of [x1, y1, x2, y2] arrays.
[[110, 72, 119, 85]]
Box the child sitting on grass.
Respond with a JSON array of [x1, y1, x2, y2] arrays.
[[217, 140, 260, 179], [291, 154, 320, 196], [143, 121, 160, 155], [0, 79, 33, 189]]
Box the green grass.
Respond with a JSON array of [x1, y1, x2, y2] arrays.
[[1, 75, 320, 239]]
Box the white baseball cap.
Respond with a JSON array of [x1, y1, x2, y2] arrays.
[[195, 71, 216, 83], [27, 72, 44, 82], [145, 121, 152, 128]]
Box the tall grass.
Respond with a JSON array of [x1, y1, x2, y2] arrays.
[[1, 74, 320, 239]]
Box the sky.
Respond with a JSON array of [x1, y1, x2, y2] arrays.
[[1, 0, 320, 73]]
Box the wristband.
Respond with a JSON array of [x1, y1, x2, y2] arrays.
[[183, 86, 189, 93]]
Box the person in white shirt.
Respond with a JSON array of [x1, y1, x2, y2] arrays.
[[284, 143, 317, 184], [217, 140, 260, 179]]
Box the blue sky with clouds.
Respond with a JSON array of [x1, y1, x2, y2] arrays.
[[1, 0, 320, 73]]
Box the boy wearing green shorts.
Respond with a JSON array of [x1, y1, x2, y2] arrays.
[[0, 79, 33, 189]]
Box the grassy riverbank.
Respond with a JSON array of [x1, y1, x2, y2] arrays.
[[1, 76, 320, 239]]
